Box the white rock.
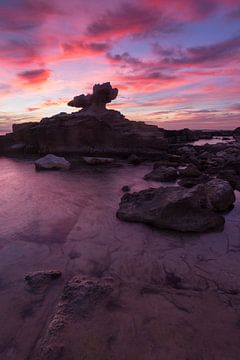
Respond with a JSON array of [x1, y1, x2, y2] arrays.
[[35, 154, 71, 170]]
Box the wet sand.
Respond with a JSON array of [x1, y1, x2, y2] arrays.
[[0, 157, 240, 360]]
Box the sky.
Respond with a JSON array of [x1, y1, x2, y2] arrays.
[[0, 0, 240, 132]]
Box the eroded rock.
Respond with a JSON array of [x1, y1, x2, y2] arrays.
[[206, 178, 236, 212], [144, 166, 178, 182], [117, 185, 224, 232]]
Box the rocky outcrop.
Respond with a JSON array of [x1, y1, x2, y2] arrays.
[[35, 154, 71, 170], [144, 166, 178, 182], [68, 82, 118, 113], [117, 185, 225, 232], [206, 179, 236, 212], [0, 83, 167, 156]]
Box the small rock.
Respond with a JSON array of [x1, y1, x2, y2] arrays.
[[144, 166, 178, 182], [35, 154, 71, 171], [127, 154, 141, 165], [122, 185, 130, 192], [206, 178, 236, 212], [179, 164, 201, 178], [25, 270, 62, 291]]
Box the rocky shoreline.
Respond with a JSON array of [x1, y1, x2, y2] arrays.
[[1, 83, 240, 359]]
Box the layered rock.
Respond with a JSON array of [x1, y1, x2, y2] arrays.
[[1, 82, 167, 156], [117, 185, 225, 232], [117, 179, 236, 232]]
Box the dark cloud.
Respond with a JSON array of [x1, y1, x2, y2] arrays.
[[0, 0, 61, 31], [17, 69, 51, 85], [62, 41, 110, 57], [154, 36, 240, 67], [87, 2, 182, 40]]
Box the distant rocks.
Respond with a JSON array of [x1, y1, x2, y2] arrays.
[[144, 166, 178, 182], [179, 164, 201, 178], [35, 154, 71, 171], [117, 177, 236, 233], [82, 156, 114, 165], [128, 154, 141, 165]]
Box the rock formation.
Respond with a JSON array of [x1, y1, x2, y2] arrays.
[[0, 82, 167, 156], [68, 82, 118, 113], [117, 179, 236, 232]]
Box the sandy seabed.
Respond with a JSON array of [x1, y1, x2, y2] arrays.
[[0, 157, 240, 360]]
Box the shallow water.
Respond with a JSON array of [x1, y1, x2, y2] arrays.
[[192, 136, 234, 146], [0, 157, 240, 359]]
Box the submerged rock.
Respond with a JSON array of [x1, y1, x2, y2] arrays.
[[117, 185, 225, 232], [35, 154, 71, 171], [25, 270, 62, 292], [144, 166, 178, 182], [82, 156, 114, 165]]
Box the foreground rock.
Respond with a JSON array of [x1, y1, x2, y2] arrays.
[[33, 276, 114, 359], [144, 166, 178, 182], [206, 178, 236, 212], [25, 270, 62, 293], [117, 185, 225, 232], [35, 154, 71, 171]]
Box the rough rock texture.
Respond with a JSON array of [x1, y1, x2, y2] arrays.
[[117, 185, 225, 232], [25, 270, 62, 293], [206, 179, 236, 212], [35, 154, 71, 171], [1, 83, 167, 156], [68, 82, 118, 112], [179, 164, 201, 178], [32, 276, 114, 359], [144, 166, 178, 182]]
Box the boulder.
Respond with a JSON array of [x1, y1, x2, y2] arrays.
[[179, 164, 201, 178], [144, 166, 178, 182], [35, 154, 71, 171], [206, 178, 236, 212], [25, 270, 62, 293], [82, 156, 113, 165], [117, 185, 225, 232]]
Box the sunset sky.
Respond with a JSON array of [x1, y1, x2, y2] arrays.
[[0, 0, 240, 132]]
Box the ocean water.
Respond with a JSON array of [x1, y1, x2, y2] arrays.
[[0, 157, 240, 359]]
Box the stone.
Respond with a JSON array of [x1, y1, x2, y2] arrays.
[[122, 185, 130, 192], [35, 154, 71, 171], [25, 270, 62, 292], [179, 164, 201, 178], [128, 154, 141, 165], [206, 178, 236, 212], [82, 156, 114, 165], [117, 185, 225, 232], [178, 174, 211, 188], [144, 166, 178, 182]]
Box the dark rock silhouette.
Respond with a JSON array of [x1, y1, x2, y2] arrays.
[[68, 82, 118, 112], [1, 82, 167, 156]]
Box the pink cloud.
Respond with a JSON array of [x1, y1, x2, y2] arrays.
[[17, 69, 51, 86]]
